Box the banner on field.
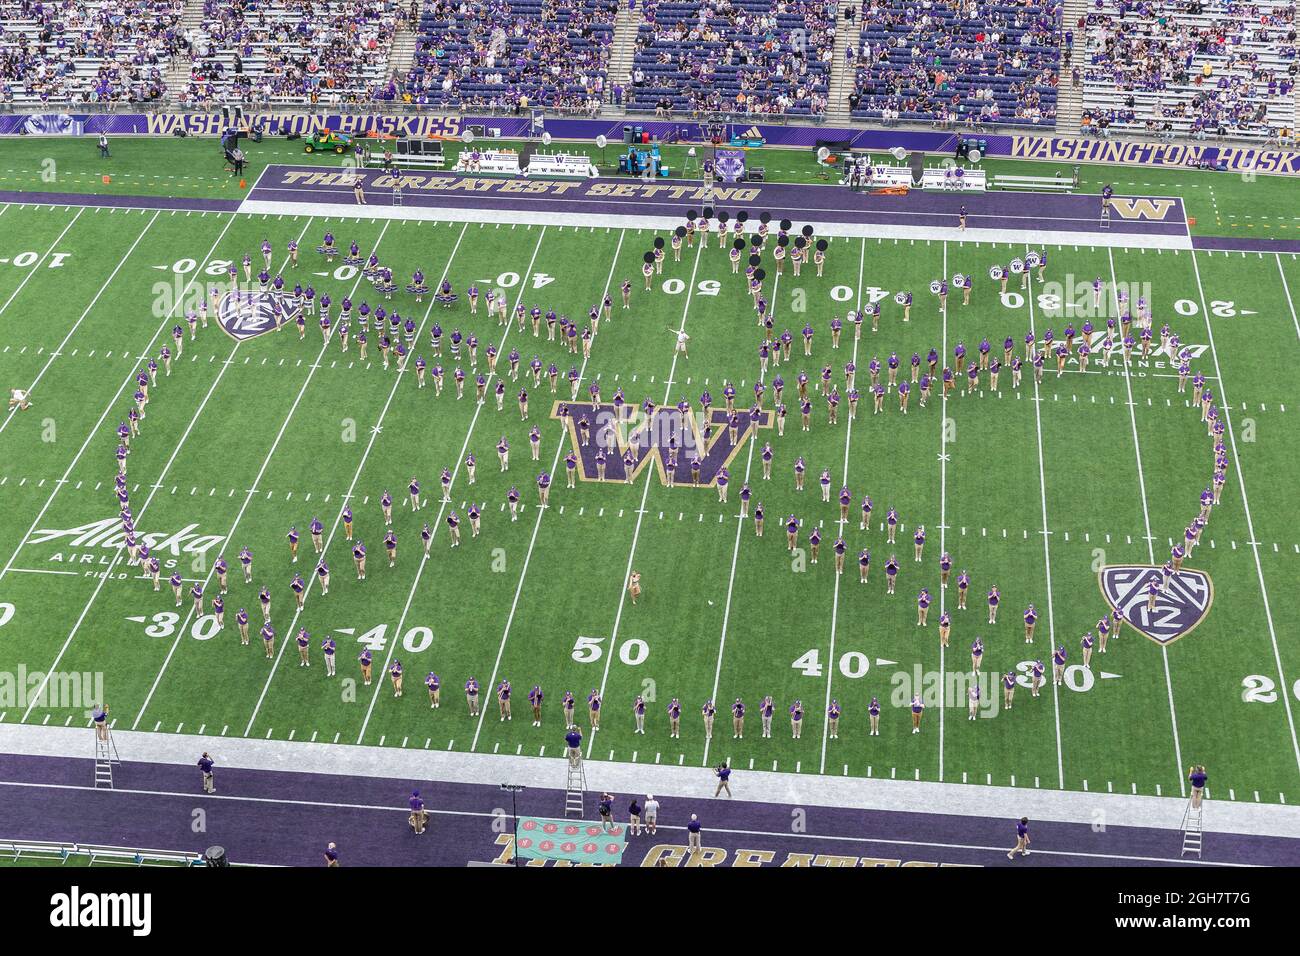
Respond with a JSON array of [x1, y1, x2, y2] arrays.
[[513, 817, 627, 864]]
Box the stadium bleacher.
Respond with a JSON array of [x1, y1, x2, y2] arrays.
[[179, 0, 404, 108], [401, 0, 616, 113], [845, 0, 1062, 128], [623, 0, 835, 117], [0, 0, 183, 106], [1078, 0, 1297, 141]]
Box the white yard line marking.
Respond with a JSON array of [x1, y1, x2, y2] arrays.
[[1188, 249, 1300, 775], [585, 241, 707, 759], [356, 227, 550, 745], [243, 221, 472, 736], [0, 213, 240, 596], [0, 206, 82, 325], [1107, 247, 1185, 794], [1024, 254, 1066, 788], [135, 219, 387, 729], [1275, 253, 1300, 345], [468, 231, 625, 752], [816, 237, 867, 775], [0, 210, 160, 436]]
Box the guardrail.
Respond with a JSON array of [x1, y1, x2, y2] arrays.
[[0, 838, 202, 866]]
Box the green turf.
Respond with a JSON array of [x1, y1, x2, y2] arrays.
[[1, 135, 1297, 239], [0, 159, 1296, 811]]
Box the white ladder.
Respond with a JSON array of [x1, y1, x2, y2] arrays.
[[94, 728, 120, 789], [564, 758, 587, 817], [1180, 800, 1204, 858]]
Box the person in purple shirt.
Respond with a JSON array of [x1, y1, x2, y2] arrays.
[[1007, 817, 1030, 859], [197, 752, 215, 794], [409, 790, 428, 835]]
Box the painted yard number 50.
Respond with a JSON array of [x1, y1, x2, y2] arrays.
[[572, 635, 648, 666]]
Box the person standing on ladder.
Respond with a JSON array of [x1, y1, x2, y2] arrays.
[[1188, 765, 1208, 809], [93, 705, 109, 741], [565, 726, 583, 766]]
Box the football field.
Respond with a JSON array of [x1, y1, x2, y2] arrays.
[[0, 177, 1298, 815]]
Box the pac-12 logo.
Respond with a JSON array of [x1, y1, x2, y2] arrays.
[[1098, 565, 1213, 645], [216, 290, 295, 340]]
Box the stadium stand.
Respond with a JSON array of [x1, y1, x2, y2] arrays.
[[401, 0, 617, 113], [1078, 0, 1297, 141], [0, 0, 184, 106], [624, 0, 835, 117], [844, 0, 1063, 128], [178, 0, 407, 108]]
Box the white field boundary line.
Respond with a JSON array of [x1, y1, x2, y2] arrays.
[[1023, 253, 1067, 788], [22, 219, 317, 722], [0, 210, 160, 436], [1187, 248, 1300, 775], [0, 206, 81, 325], [584, 240, 708, 760], [355, 227, 550, 745], [938, 239, 948, 781], [133, 218, 390, 729], [242, 221, 472, 737], [2, 723, 1296, 841], [0, 780, 1258, 868], [698, 255, 781, 769], [236, 198, 1194, 252], [466, 231, 626, 752], [1275, 253, 1300, 344], [815, 237, 867, 775], [0, 213, 240, 592], [1106, 246, 1185, 795]]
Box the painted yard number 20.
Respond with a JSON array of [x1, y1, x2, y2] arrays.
[[1242, 675, 1300, 704]]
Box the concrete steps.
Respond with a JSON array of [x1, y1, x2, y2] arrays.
[[606, 6, 641, 105], [824, 0, 856, 126], [1055, 0, 1088, 133]]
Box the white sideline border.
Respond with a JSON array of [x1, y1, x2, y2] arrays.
[[1, 723, 1297, 841], [235, 198, 1194, 251]]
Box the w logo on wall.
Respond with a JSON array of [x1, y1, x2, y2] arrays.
[[217, 290, 295, 341], [1098, 565, 1214, 645]]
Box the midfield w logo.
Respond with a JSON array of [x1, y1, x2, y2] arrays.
[[552, 402, 772, 486], [1098, 565, 1214, 645]]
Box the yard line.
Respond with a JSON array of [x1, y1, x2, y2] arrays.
[[815, 237, 867, 775], [0, 207, 82, 324], [1188, 249, 1300, 775], [702, 251, 780, 764], [937, 239, 949, 780], [467, 231, 626, 752], [585, 240, 707, 760], [355, 227, 549, 745], [1275, 253, 1300, 344], [0, 212, 240, 591], [1106, 247, 1185, 794], [134, 220, 391, 729], [1023, 254, 1066, 788], [22, 219, 317, 722], [0, 210, 160, 436], [242, 221, 472, 736]]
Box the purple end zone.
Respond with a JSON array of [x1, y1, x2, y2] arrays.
[[247, 165, 1189, 238], [0, 754, 1290, 867]]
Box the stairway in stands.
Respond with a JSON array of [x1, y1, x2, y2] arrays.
[[164, 0, 206, 103], [606, 4, 642, 105], [1054, 0, 1088, 134], [825, 0, 856, 126], [388, 14, 419, 91]]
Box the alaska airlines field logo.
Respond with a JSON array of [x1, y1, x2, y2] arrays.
[[1099, 565, 1214, 645], [553, 402, 771, 487], [217, 290, 294, 340], [1107, 198, 1178, 221]]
